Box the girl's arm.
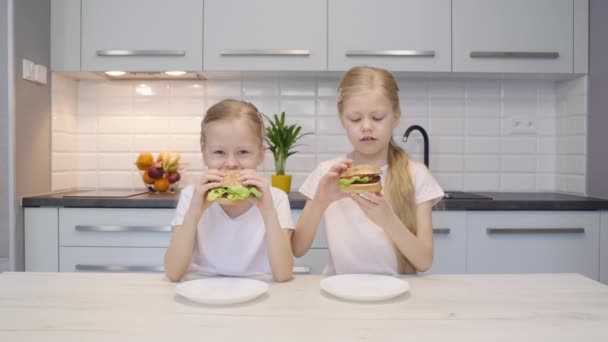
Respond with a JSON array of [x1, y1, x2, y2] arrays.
[[350, 194, 435, 272], [291, 160, 352, 257], [260, 208, 294, 282], [164, 171, 224, 282], [239, 170, 293, 282]]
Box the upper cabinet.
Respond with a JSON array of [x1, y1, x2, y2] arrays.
[[51, 0, 81, 71], [203, 0, 327, 71], [453, 0, 574, 73], [328, 0, 451, 72], [81, 0, 203, 71], [51, 0, 588, 74]]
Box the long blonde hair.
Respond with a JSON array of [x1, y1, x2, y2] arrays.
[[337, 66, 417, 274], [200, 99, 265, 149]]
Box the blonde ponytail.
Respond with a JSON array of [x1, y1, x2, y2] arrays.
[[386, 140, 417, 274]]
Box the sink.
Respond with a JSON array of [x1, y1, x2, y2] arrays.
[[443, 191, 492, 200]]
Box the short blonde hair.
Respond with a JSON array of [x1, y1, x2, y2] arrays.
[[338, 66, 418, 274]]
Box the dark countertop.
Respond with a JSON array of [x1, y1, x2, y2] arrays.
[[21, 189, 608, 211]]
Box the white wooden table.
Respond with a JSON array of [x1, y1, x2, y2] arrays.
[[1, 272, 607, 341]]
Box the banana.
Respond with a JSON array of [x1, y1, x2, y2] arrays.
[[166, 153, 181, 172]]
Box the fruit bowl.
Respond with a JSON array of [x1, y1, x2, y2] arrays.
[[139, 168, 184, 194], [135, 151, 185, 194]]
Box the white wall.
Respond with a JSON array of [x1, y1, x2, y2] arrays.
[[51, 74, 588, 195], [0, 0, 11, 260]]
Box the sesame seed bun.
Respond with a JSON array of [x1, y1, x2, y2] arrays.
[[339, 165, 382, 178]]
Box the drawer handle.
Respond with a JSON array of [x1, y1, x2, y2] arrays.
[[486, 227, 585, 235], [97, 49, 186, 57], [220, 49, 310, 56], [75, 264, 164, 272], [75, 225, 172, 233], [470, 51, 559, 59], [346, 50, 435, 57], [433, 228, 450, 235], [293, 265, 311, 274]]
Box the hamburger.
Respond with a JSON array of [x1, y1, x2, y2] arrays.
[[206, 170, 262, 205], [338, 165, 383, 193]]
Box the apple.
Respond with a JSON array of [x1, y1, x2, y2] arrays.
[[166, 171, 181, 184], [147, 162, 164, 179]]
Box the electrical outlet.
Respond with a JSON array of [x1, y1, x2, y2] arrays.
[[510, 117, 537, 135]]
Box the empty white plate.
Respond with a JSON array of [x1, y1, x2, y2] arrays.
[[175, 278, 269, 305], [320, 274, 410, 302]]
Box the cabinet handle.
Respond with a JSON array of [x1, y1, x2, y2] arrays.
[[96, 50, 186, 57], [470, 51, 559, 59], [220, 49, 310, 56], [293, 265, 311, 274], [433, 228, 450, 235], [75, 225, 172, 233], [346, 50, 435, 57], [75, 264, 164, 272], [486, 227, 585, 235]]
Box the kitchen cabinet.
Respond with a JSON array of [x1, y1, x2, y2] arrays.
[[601, 211, 608, 284], [424, 211, 467, 274], [51, 0, 80, 71], [24, 208, 59, 272], [453, 0, 574, 73], [203, 0, 326, 71], [81, 0, 203, 71], [291, 209, 328, 274], [467, 211, 600, 280], [328, 0, 451, 72]]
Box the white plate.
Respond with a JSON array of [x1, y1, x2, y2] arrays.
[[175, 278, 269, 305], [320, 274, 410, 302]]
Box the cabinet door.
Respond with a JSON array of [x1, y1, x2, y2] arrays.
[[25, 208, 59, 272], [59, 208, 174, 247], [291, 209, 327, 248], [423, 211, 467, 274], [294, 249, 329, 275], [453, 0, 573, 73], [81, 0, 203, 71], [60, 247, 166, 273], [467, 211, 600, 280], [204, 0, 327, 71], [329, 0, 450, 72], [51, 0, 80, 71], [601, 211, 608, 284]]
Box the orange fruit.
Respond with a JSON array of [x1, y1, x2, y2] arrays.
[[154, 178, 170, 192], [136, 152, 154, 170], [142, 171, 155, 184]]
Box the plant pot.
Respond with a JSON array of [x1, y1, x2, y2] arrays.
[[271, 174, 292, 194]]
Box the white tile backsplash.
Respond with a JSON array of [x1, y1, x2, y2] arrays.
[[51, 73, 588, 194]]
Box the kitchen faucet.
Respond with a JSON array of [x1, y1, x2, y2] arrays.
[[402, 125, 429, 167]]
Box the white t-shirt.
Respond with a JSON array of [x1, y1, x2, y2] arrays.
[[171, 185, 294, 276], [299, 157, 444, 275]]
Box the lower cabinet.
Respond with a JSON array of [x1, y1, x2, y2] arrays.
[[425, 211, 467, 274], [60, 247, 166, 273], [467, 211, 600, 280], [601, 211, 608, 284], [294, 248, 329, 275], [24, 207, 607, 282]]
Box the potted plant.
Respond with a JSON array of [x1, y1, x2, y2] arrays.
[[262, 112, 313, 193]]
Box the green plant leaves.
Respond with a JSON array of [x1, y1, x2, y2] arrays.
[[262, 112, 313, 175]]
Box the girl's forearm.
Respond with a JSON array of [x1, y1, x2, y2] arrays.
[[163, 208, 202, 281], [382, 217, 434, 272], [291, 198, 327, 257], [261, 208, 294, 282]]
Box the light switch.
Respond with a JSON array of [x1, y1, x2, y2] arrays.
[[35, 64, 47, 84], [22, 59, 35, 81]]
